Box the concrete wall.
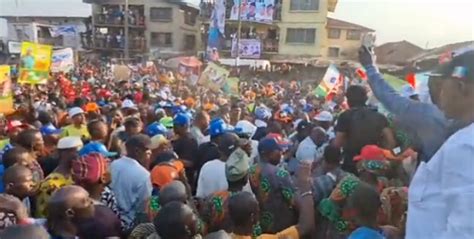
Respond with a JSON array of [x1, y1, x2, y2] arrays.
[[276, 0, 328, 56]]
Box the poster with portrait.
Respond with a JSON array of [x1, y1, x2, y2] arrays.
[[231, 39, 261, 59], [230, 0, 275, 23], [198, 63, 229, 92], [222, 77, 240, 96], [18, 42, 52, 84], [0, 65, 14, 114], [51, 48, 74, 73]]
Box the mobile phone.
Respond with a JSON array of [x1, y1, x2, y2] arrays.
[[362, 32, 376, 53], [392, 147, 402, 156]]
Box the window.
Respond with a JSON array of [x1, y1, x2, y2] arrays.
[[328, 29, 341, 39], [184, 34, 196, 50], [290, 0, 319, 11], [328, 47, 340, 57], [346, 30, 361, 40], [286, 28, 316, 44], [151, 32, 172, 47], [150, 7, 172, 21], [184, 10, 197, 26]]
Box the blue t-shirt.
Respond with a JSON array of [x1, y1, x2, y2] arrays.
[[0, 164, 4, 193], [349, 227, 386, 239]]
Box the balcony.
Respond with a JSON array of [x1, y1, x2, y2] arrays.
[[93, 5, 145, 28], [81, 33, 146, 52], [199, 0, 282, 22]]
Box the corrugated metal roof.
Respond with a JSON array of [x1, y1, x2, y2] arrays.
[[0, 0, 91, 18]]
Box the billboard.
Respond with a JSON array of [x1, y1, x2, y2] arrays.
[[51, 48, 74, 73], [230, 0, 275, 23], [18, 42, 52, 85], [232, 38, 262, 59]]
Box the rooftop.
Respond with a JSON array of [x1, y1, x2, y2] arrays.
[[0, 0, 91, 18], [327, 17, 375, 32]]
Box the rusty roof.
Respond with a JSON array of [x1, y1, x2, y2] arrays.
[[327, 17, 375, 32]]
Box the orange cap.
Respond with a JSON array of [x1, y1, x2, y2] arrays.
[[85, 102, 99, 112], [150, 160, 184, 188]]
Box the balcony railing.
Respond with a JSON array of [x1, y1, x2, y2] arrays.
[[94, 14, 145, 27], [199, 1, 282, 22], [81, 34, 146, 52], [220, 38, 279, 54]]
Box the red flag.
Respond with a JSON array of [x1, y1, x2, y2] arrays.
[[406, 73, 416, 88], [356, 68, 367, 80]]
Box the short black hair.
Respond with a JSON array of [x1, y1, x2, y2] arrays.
[[346, 182, 381, 224], [87, 120, 105, 138], [2, 147, 30, 169], [346, 85, 368, 108], [0, 224, 50, 239], [323, 145, 342, 165], [16, 129, 40, 149], [228, 192, 258, 227], [124, 117, 141, 129], [37, 111, 53, 125], [154, 201, 192, 239]]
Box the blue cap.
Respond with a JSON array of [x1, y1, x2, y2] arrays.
[[79, 142, 118, 158], [40, 124, 62, 136], [209, 118, 234, 137], [255, 107, 272, 120], [258, 138, 283, 154], [146, 122, 168, 137], [172, 105, 187, 115], [303, 104, 314, 113], [173, 113, 191, 127]]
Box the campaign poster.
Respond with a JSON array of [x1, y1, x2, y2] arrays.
[[207, 0, 226, 60], [18, 42, 52, 85], [231, 38, 261, 59], [230, 0, 275, 23], [51, 48, 74, 73], [198, 63, 229, 92], [222, 77, 240, 96], [0, 65, 14, 114]]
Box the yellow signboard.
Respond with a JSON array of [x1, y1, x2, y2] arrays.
[[0, 65, 14, 114], [18, 42, 52, 84]]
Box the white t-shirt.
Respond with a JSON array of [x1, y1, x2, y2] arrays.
[[196, 159, 227, 198], [295, 136, 326, 162]]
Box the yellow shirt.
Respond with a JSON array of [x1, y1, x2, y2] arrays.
[[35, 172, 74, 217], [230, 226, 299, 239], [60, 124, 90, 139]]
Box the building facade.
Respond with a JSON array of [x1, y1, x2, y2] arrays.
[[325, 17, 374, 59], [83, 0, 200, 59], [200, 0, 338, 60]]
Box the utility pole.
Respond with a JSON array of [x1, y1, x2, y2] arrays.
[[124, 0, 130, 60], [234, 0, 242, 67]]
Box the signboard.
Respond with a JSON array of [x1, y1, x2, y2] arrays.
[[198, 63, 229, 92], [0, 65, 14, 114], [222, 77, 240, 96], [7, 41, 22, 54], [51, 48, 74, 72], [230, 0, 275, 23], [113, 64, 131, 82], [232, 38, 261, 59], [18, 42, 52, 85]]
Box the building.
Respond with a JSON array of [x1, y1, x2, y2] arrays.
[[200, 0, 338, 61], [0, 0, 90, 49], [325, 17, 374, 60], [83, 0, 201, 59], [374, 40, 424, 66]]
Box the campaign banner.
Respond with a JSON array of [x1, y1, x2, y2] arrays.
[[222, 77, 240, 96], [51, 48, 74, 73], [206, 0, 226, 61], [0, 65, 14, 114], [50, 25, 77, 37], [18, 42, 52, 85], [231, 39, 261, 59], [230, 0, 275, 23], [198, 63, 229, 92]]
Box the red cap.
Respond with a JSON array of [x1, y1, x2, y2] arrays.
[[6, 120, 27, 132], [353, 145, 385, 162]]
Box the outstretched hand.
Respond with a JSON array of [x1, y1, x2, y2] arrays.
[[358, 46, 376, 67]]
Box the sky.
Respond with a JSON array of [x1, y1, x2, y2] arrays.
[[328, 0, 474, 48]]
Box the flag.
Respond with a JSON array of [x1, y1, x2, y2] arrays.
[[406, 72, 416, 88], [313, 64, 344, 98]]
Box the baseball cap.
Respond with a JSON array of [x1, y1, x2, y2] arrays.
[[218, 132, 248, 156], [235, 120, 257, 138], [266, 133, 292, 148], [209, 118, 234, 137], [150, 160, 184, 188], [40, 124, 62, 136], [400, 84, 418, 98], [258, 137, 284, 154], [6, 120, 28, 133], [146, 122, 168, 137], [353, 145, 386, 162], [255, 106, 272, 120], [57, 136, 83, 150], [296, 120, 312, 132], [71, 153, 109, 185], [226, 148, 250, 182], [160, 116, 174, 129], [428, 50, 474, 82], [85, 102, 99, 112], [314, 111, 334, 122], [122, 99, 138, 110], [150, 134, 170, 150], [79, 142, 118, 158], [173, 113, 191, 127], [125, 134, 153, 150], [68, 107, 84, 118]]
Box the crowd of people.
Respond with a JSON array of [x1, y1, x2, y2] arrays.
[[0, 46, 472, 239]]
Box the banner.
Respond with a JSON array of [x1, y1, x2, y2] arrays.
[[51, 48, 74, 73], [49, 25, 77, 37], [113, 65, 131, 82], [18, 42, 52, 84], [206, 0, 226, 61], [314, 64, 345, 98], [198, 63, 229, 92], [222, 77, 240, 96], [230, 0, 275, 23], [0, 65, 14, 114], [231, 38, 261, 59]]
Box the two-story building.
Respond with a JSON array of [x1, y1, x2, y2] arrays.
[[83, 0, 200, 58], [325, 17, 374, 59]]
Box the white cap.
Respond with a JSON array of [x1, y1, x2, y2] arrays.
[[68, 107, 84, 118], [314, 111, 334, 122], [122, 99, 137, 110], [235, 120, 257, 138], [57, 136, 83, 149], [400, 84, 418, 98], [298, 99, 307, 106]]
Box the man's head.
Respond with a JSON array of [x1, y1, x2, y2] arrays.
[[194, 111, 210, 131], [68, 107, 85, 126], [310, 126, 327, 147], [258, 137, 283, 165], [57, 136, 83, 163], [159, 180, 187, 205], [343, 182, 381, 227], [173, 113, 191, 136], [228, 192, 259, 228], [3, 165, 37, 199], [124, 117, 143, 135], [154, 201, 199, 239], [47, 185, 95, 227], [0, 225, 50, 239], [346, 85, 368, 108], [16, 129, 44, 158], [125, 134, 153, 166], [87, 120, 108, 141], [217, 132, 243, 159], [226, 147, 250, 189], [71, 153, 110, 189], [322, 144, 342, 173], [313, 111, 333, 130], [434, 51, 474, 122], [296, 120, 312, 139], [2, 147, 35, 169]]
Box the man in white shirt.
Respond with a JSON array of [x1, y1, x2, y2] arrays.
[[295, 126, 328, 163], [110, 134, 153, 229], [406, 50, 474, 239], [190, 111, 210, 145]]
